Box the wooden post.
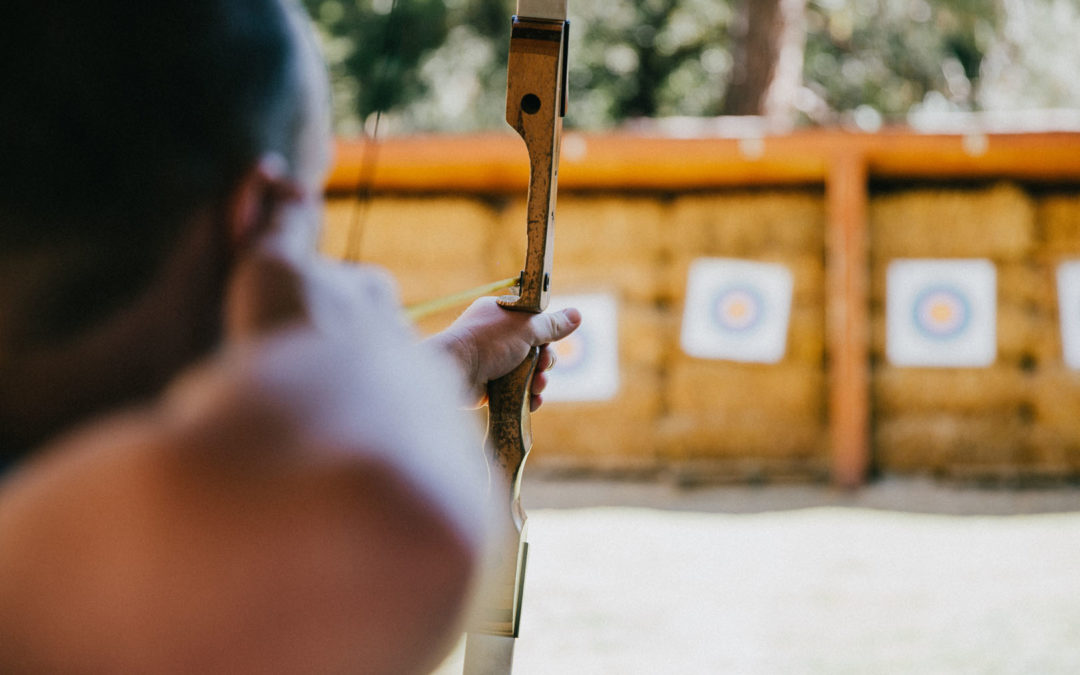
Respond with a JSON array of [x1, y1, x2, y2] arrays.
[[825, 151, 870, 488]]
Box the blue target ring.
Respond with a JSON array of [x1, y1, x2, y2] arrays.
[[912, 285, 971, 341], [710, 285, 766, 334]]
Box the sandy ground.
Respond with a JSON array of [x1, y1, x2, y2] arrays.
[[434, 478, 1080, 674]]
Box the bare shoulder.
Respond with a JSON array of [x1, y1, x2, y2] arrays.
[[0, 326, 488, 673]]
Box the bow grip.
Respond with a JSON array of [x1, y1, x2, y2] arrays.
[[476, 346, 540, 637]]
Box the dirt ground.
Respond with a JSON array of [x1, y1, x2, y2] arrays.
[[434, 477, 1080, 674]]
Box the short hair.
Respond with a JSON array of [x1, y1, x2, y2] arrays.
[[0, 0, 304, 253]]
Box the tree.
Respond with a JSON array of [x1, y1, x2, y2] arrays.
[[569, 0, 731, 125], [801, 0, 1001, 124], [304, 0, 1079, 134], [302, 0, 452, 134], [722, 0, 808, 122]]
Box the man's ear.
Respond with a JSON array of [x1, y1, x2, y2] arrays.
[[225, 153, 304, 251]]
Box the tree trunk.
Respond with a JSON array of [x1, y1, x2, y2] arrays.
[[722, 0, 807, 122]]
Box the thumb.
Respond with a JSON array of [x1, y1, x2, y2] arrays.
[[528, 308, 582, 346]]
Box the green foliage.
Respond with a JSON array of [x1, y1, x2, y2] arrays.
[[803, 0, 1000, 122], [303, 0, 727, 132], [304, 0, 1080, 134], [569, 0, 731, 126], [302, 0, 453, 132]]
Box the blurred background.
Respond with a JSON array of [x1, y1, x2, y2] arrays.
[[302, 3, 1080, 669], [302, 0, 1080, 135], [311, 0, 1080, 487]]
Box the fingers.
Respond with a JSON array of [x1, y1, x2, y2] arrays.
[[528, 348, 555, 412], [529, 368, 547, 412], [528, 307, 582, 346], [523, 317, 576, 413], [535, 345, 557, 373]]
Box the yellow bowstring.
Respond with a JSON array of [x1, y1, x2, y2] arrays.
[[404, 276, 520, 321]]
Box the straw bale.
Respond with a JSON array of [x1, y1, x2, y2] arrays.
[[555, 263, 660, 305], [875, 414, 1027, 474], [870, 311, 886, 358], [996, 304, 1050, 365], [656, 411, 825, 460], [533, 405, 656, 463], [1027, 367, 1080, 432], [495, 196, 663, 267], [493, 196, 666, 303], [1040, 193, 1080, 254], [870, 184, 1035, 261], [662, 456, 830, 484], [785, 304, 825, 365], [1028, 315, 1064, 367], [784, 254, 826, 303], [365, 197, 496, 265], [872, 366, 1028, 416], [321, 198, 356, 259], [869, 263, 888, 306], [667, 191, 826, 257], [1025, 427, 1080, 471], [538, 196, 667, 261], [323, 197, 497, 267], [999, 262, 1055, 312], [666, 361, 825, 418], [321, 197, 511, 310], [618, 301, 667, 368], [533, 364, 661, 462]]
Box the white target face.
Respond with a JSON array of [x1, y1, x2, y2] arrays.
[[681, 258, 793, 363], [552, 328, 588, 374], [887, 259, 996, 368], [543, 293, 619, 402], [1057, 261, 1080, 370]]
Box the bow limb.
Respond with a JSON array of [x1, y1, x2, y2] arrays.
[[463, 3, 568, 673]]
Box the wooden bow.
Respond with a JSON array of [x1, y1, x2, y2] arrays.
[[462, 2, 569, 673]]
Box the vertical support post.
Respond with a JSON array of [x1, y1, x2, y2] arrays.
[[825, 151, 870, 488]]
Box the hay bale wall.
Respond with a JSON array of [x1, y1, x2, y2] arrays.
[[658, 192, 828, 482], [320, 180, 1080, 484], [322, 190, 828, 481], [871, 184, 1080, 482]]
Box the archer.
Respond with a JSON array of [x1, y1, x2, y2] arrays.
[[0, 0, 580, 671]]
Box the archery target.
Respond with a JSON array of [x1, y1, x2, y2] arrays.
[[886, 259, 996, 367], [712, 286, 765, 333], [543, 293, 619, 402], [1056, 261, 1080, 369], [912, 286, 971, 340], [680, 258, 794, 363]]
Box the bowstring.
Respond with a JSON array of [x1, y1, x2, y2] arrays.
[[344, 0, 400, 263]]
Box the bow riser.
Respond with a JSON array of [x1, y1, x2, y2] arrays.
[[464, 5, 568, 673], [499, 16, 569, 314]]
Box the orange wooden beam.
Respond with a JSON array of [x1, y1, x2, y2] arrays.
[[825, 152, 870, 489], [327, 129, 1080, 194]]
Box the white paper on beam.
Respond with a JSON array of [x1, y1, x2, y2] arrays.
[[1056, 261, 1080, 369], [543, 293, 620, 402], [886, 259, 997, 368], [679, 258, 794, 363]]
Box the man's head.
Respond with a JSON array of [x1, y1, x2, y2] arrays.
[[0, 0, 329, 344]]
